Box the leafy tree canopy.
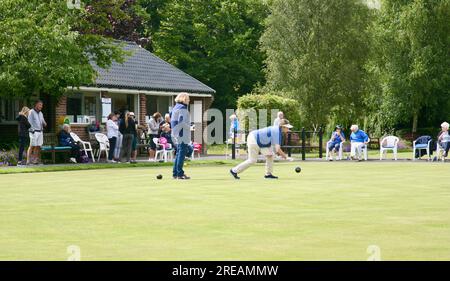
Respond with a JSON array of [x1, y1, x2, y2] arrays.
[[0, 0, 126, 98], [150, 0, 269, 113], [367, 0, 450, 133], [261, 0, 372, 128]]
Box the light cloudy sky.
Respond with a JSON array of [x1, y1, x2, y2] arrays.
[[365, 0, 381, 10]]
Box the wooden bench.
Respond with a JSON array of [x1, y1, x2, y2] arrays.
[[41, 133, 73, 164], [137, 136, 151, 155]]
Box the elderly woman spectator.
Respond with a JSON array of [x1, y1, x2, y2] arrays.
[[350, 124, 369, 161], [437, 122, 450, 157], [273, 111, 284, 127], [171, 92, 191, 179], [59, 124, 81, 163], [160, 123, 173, 145], [327, 125, 346, 161]]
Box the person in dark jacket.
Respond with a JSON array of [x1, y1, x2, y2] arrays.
[[160, 123, 173, 146], [59, 124, 81, 163], [16, 107, 31, 165], [170, 93, 191, 179], [119, 111, 136, 163]]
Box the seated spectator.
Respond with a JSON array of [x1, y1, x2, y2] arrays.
[[327, 125, 346, 161], [273, 111, 284, 127], [160, 123, 173, 146], [437, 122, 450, 157], [350, 124, 369, 161], [59, 124, 82, 163]]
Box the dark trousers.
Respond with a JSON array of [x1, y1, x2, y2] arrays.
[[173, 143, 188, 177], [328, 142, 341, 152], [440, 141, 450, 156], [121, 134, 133, 162], [108, 137, 117, 161], [18, 135, 29, 162], [69, 144, 81, 159], [149, 134, 158, 150]]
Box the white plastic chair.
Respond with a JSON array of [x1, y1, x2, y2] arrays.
[[412, 137, 432, 160], [351, 138, 370, 160], [380, 136, 399, 160], [153, 137, 174, 162], [95, 133, 109, 162], [326, 140, 344, 160], [361, 139, 369, 161], [436, 143, 447, 162], [70, 132, 95, 162], [159, 137, 174, 162]]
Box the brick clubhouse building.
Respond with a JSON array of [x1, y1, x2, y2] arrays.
[[0, 41, 215, 152]]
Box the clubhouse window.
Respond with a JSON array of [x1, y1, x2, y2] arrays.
[[0, 99, 29, 123], [66, 93, 99, 124]]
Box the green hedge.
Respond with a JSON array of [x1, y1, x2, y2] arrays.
[[237, 93, 301, 130], [396, 127, 441, 139]]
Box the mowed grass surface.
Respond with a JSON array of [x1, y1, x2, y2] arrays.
[[1, 162, 450, 260]]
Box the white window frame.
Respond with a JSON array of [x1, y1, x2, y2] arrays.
[[66, 92, 100, 125], [0, 99, 21, 124]]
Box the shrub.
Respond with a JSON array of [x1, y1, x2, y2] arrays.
[[0, 149, 18, 166], [396, 127, 440, 141], [237, 93, 301, 130]]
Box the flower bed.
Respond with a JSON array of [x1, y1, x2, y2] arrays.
[[0, 149, 18, 166]]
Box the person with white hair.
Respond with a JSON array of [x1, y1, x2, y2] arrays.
[[171, 92, 191, 179], [437, 122, 450, 157], [273, 111, 284, 127], [58, 124, 81, 163], [349, 124, 369, 161]]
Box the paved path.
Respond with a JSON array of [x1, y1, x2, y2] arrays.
[[2, 154, 447, 169]]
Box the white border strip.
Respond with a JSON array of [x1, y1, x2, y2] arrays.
[[67, 86, 213, 97]]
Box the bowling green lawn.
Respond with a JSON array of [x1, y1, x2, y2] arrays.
[[1, 161, 449, 261]]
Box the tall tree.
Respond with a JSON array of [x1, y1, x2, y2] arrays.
[[368, 0, 450, 133], [80, 0, 150, 46], [138, 0, 169, 51], [150, 0, 269, 113], [0, 0, 126, 98], [261, 0, 372, 128]]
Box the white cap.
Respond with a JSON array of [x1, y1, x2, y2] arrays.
[[280, 119, 293, 129]]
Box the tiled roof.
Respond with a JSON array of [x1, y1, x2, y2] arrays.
[[90, 41, 215, 94]]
